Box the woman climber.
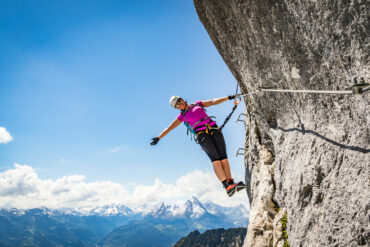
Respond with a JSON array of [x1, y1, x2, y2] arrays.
[[150, 95, 245, 197]]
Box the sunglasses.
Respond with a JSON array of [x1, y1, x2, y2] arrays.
[[175, 98, 182, 107]]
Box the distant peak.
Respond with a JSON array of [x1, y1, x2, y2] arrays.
[[189, 195, 201, 203]]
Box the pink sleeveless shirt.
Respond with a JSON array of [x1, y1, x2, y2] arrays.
[[177, 101, 216, 132]]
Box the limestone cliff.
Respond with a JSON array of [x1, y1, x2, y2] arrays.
[[194, 1, 369, 246]]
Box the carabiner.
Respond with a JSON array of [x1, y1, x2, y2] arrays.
[[234, 96, 242, 105]]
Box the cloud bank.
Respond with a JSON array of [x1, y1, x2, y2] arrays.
[[0, 164, 248, 210], [0, 127, 13, 144]]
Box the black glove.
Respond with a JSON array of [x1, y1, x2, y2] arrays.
[[228, 95, 236, 100], [151, 137, 160, 145]]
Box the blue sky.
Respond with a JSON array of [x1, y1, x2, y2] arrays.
[[0, 0, 247, 208]]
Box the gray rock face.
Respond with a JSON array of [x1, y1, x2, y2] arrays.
[[194, 1, 369, 246]]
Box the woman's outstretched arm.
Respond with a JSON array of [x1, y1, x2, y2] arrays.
[[158, 118, 182, 139], [202, 96, 229, 107], [151, 118, 182, 145]]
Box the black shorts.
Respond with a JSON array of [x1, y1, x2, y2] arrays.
[[196, 128, 228, 162]]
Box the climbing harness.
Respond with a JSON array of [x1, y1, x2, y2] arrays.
[[195, 85, 242, 143], [195, 124, 220, 144], [181, 93, 241, 144], [181, 102, 217, 142], [197, 84, 242, 141]]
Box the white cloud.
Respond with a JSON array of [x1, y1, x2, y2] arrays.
[[129, 169, 248, 209], [0, 127, 13, 144], [0, 164, 248, 210], [0, 164, 129, 209], [59, 158, 66, 165], [109, 147, 120, 153]]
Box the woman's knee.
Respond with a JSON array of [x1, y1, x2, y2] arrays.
[[220, 158, 229, 163], [212, 160, 222, 165]]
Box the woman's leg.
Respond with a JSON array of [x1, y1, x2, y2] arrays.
[[198, 132, 231, 182], [209, 130, 232, 180], [220, 158, 232, 179], [212, 160, 227, 182], [198, 134, 226, 182]]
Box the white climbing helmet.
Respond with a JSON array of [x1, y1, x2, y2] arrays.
[[169, 95, 181, 108]]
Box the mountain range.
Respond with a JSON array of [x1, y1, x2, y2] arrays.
[[0, 196, 249, 247]]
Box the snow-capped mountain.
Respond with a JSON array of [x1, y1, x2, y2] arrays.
[[204, 201, 249, 225], [0, 205, 135, 218], [0, 197, 249, 247], [0, 207, 65, 217], [0, 207, 26, 216], [87, 204, 134, 216], [145, 196, 209, 219], [143, 195, 249, 224], [61, 204, 134, 216], [0, 196, 248, 222], [204, 201, 249, 218]]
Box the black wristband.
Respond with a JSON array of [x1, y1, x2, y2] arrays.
[[228, 95, 236, 100]]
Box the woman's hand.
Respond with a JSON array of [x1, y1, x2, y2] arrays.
[[151, 137, 160, 145]]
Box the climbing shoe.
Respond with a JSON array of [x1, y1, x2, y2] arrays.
[[225, 181, 247, 197], [235, 181, 247, 192], [225, 183, 238, 197]]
